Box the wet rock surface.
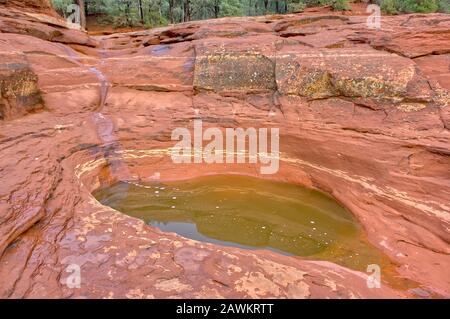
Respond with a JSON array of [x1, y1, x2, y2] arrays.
[[0, 3, 449, 298]]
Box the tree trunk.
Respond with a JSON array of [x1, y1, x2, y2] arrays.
[[275, 0, 280, 13], [214, 0, 220, 18], [76, 0, 86, 30], [168, 0, 174, 23], [124, 0, 131, 27], [264, 0, 269, 13], [183, 0, 191, 22], [138, 0, 144, 24]]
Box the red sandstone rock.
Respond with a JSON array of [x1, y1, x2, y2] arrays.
[[0, 52, 43, 120], [1, 0, 55, 15], [0, 2, 449, 299]]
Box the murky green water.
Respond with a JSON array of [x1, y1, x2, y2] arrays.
[[93, 175, 392, 272]]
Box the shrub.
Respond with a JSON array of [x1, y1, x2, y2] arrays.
[[381, 0, 398, 14], [51, 0, 74, 18], [305, 0, 350, 10], [438, 0, 450, 12], [288, 1, 307, 12], [145, 11, 168, 28], [331, 0, 351, 10], [380, 0, 443, 14], [400, 0, 439, 13]]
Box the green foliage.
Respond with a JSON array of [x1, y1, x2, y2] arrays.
[[145, 11, 168, 28], [398, 0, 439, 13], [331, 0, 350, 10], [51, 0, 75, 17], [51, 0, 448, 29], [380, 0, 447, 14], [438, 0, 450, 12], [305, 0, 349, 10], [219, 0, 244, 17], [288, 1, 307, 12], [303, 0, 327, 6], [380, 0, 398, 14]]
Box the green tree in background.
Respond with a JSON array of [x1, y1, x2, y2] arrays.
[[51, 0, 450, 29], [383, 0, 450, 14]]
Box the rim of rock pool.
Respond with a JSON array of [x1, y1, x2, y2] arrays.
[[82, 152, 421, 293]]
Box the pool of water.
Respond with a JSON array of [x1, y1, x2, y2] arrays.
[[93, 175, 396, 272]]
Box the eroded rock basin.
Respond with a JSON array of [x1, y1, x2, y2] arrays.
[[95, 175, 378, 270], [93, 173, 421, 294]]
